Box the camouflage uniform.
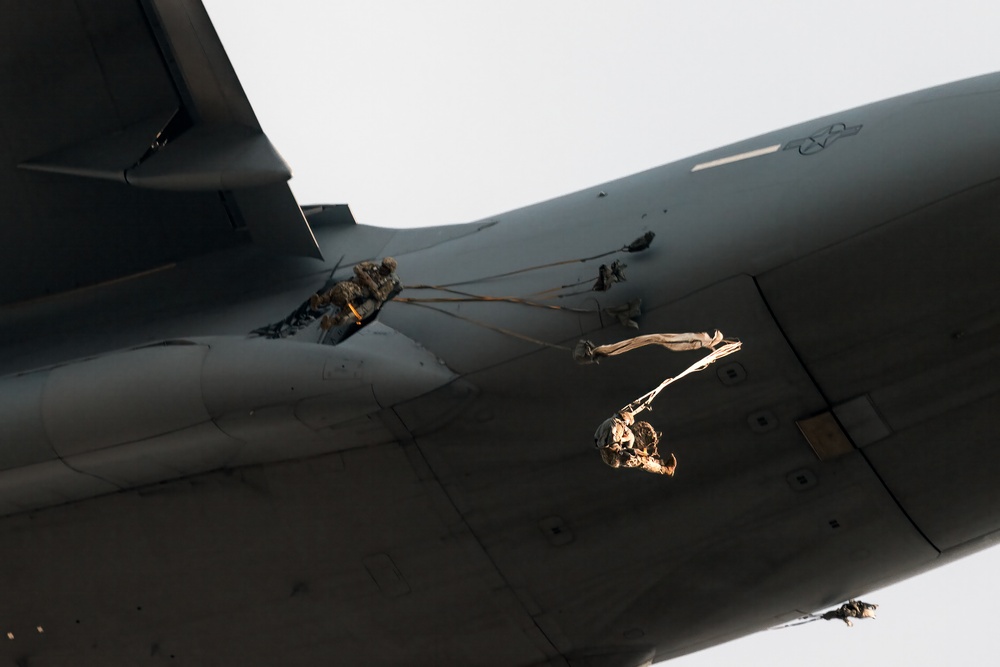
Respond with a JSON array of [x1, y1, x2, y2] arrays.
[[821, 600, 878, 627], [598, 442, 677, 476], [312, 257, 399, 330], [354, 257, 398, 302]]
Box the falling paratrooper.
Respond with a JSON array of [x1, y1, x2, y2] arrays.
[[771, 599, 879, 630], [587, 330, 742, 476], [251, 257, 401, 342], [312, 257, 401, 330], [821, 599, 878, 627], [594, 409, 677, 476]]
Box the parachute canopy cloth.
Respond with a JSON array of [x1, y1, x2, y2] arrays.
[[574, 330, 725, 364], [621, 336, 741, 417], [588, 330, 742, 475]]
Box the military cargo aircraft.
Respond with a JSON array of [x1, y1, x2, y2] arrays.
[[2, 2, 999, 665]]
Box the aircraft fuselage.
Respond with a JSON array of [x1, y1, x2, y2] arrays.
[[1, 73, 999, 665]]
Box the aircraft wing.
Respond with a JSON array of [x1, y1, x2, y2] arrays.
[[0, 0, 321, 306]]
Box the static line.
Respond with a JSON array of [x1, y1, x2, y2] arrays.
[[690, 144, 782, 172]]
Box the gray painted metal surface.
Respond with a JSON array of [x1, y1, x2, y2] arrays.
[[0, 326, 453, 514], [1, 2, 999, 665]]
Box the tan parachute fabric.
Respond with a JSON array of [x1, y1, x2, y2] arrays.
[[574, 330, 724, 364], [623, 338, 742, 417]]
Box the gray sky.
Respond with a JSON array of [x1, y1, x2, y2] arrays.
[[203, 1, 1000, 664]]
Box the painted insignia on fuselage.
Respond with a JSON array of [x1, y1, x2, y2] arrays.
[[784, 122, 862, 155]]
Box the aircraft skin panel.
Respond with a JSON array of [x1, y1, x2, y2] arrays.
[[0, 326, 457, 515], [0, 276, 943, 664], [2, 2, 1000, 662], [3, 73, 1000, 372], [0, 445, 564, 666], [758, 178, 1000, 552], [395, 275, 939, 661]]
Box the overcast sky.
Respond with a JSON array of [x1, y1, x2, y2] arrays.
[[202, 1, 1000, 664]]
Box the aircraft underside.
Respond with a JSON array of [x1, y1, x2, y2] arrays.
[[1, 2, 999, 665]]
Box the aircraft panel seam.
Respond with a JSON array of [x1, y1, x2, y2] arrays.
[[750, 276, 942, 555], [383, 407, 571, 665]]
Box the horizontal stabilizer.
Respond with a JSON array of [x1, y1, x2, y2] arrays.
[[17, 112, 173, 183], [20, 122, 292, 192], [229, 183, 324, 260], [125, 124, 292, 191], [303, 204, 358, 228]]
